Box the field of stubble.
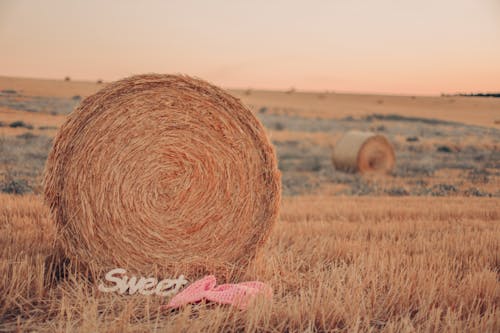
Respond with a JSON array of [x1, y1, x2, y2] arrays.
[[1, 195, 499, 332], [0, 77, 499, 332]]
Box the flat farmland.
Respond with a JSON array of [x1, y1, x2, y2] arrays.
[[0, 77, 499, 332]]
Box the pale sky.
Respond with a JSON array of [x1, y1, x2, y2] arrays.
[[1, 0, 499, 95]]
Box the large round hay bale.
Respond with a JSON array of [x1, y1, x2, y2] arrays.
[[332, 130, 395, 174], [43, 74, 281, 280]]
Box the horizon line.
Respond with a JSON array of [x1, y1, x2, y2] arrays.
[[3, 73, 493, 98]]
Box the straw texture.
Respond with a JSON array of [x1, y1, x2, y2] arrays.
[[43, 74, 281, 280], [332, 130, 395, 174]]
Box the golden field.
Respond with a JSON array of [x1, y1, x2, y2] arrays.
[[0, 195, 499, 332], [0, 76, 499, 332], [2, 76, 500, 128]]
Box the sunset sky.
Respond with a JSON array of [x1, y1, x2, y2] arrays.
[[1, 0, 499, 95]]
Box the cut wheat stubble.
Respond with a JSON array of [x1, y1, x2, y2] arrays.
[[43, 74, 281, 281]]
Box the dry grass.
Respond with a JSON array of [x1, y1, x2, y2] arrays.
[[1, 194, 498, 332], [0, 76, 102, 98], [2, 76, 499, 128], [238, 91, 500, 128], [0, 108, 64, 137]]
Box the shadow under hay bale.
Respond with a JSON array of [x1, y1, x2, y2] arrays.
[[332, 131, 395, 174], [43, 74, 281, 282], [44, 252, 72, 285]]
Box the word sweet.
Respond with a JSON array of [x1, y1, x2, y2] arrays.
[[98, 268, 188, 296]]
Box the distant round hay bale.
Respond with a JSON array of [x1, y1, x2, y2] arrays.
[[332, 130, 395, 174], [43, 74, 281, 280]]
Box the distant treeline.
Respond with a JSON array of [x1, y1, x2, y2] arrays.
[[441, 93, 500, 98]]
